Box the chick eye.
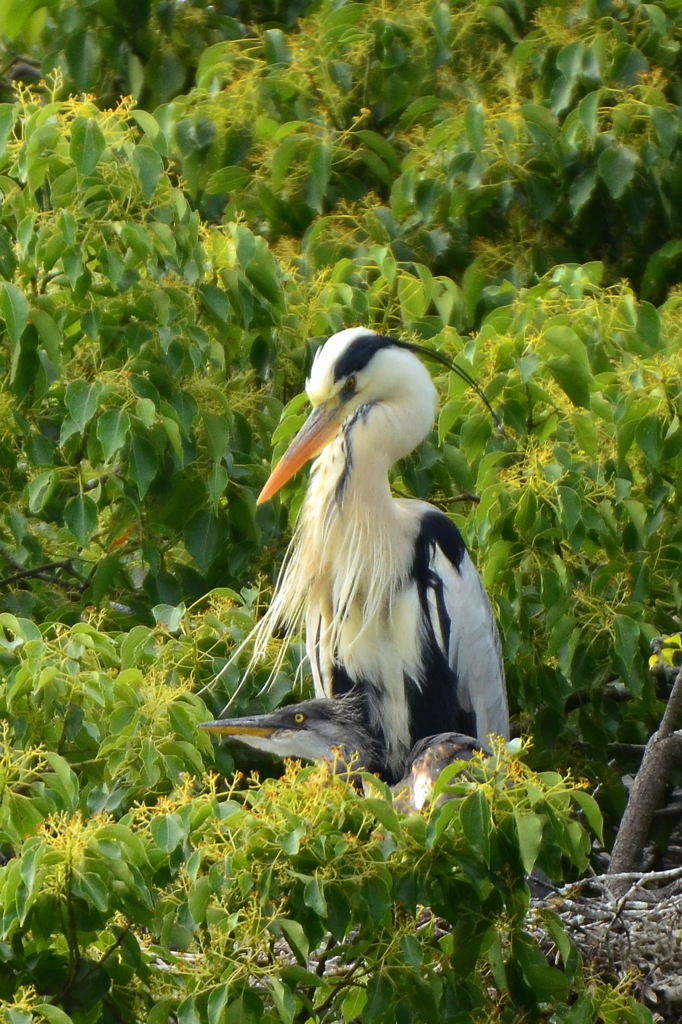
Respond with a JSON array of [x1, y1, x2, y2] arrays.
[[343, 375, 357, 396], [293, 712, 305, 723]]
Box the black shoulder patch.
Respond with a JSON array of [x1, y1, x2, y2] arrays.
[[332, 333, 400, 381], [406, 509, 475, 746], [412, 509, 466, 577]]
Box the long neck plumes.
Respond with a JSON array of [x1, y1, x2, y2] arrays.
[[252, 376, 436, 668]]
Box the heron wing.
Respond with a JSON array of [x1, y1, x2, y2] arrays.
[[413, 510, 509, 744]]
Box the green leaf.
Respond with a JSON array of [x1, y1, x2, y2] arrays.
[[132, 145, 164, 204], [264, 28, 291, 65], [203, 412, 231, 462], [464, 102, 485, 154], [184, 511, 221, 572], [207, 463, 228, 511], [357, 130, 401, 171], [65, 380, 103, 432], [272, 135, 307, 192], [569, 167, 597, 215], [277, 918, 309, 964], [151, 813, 183, 852], [128, 434, 158, 498], [613, 614, 641, 692], [303, 876, 327, 916], [578, 90, 600, 141], [28, 469, 58, 513], [149, 1001, 175, 1024], [307, 141, 332, 213], [72, 870, 109, 911], [571, 411, 599, 457], [225, 992, 263, 1024], [206, 165, 251, 194], [514, 487, 537, 533], [650, 105, 677, 158], [460, 789, 491, 861], [152, 603, 185, 632], [546, 357, 592, 408], [635, 416, 662, 465], [0, 224, 17, 280], [363, 797, 401, 834], [0, 282, 29, 343], [245, 260, 282, 306], [163, 416, 184, 460], [96, 409, 131, 461], [131, 109, 160, 139], [64, 494, 98, 546], [461, 259, 486, 329], [65, 30, 101, 91], [558, 486, 582, 536], [640, 239, 682, 301], [572, 790, 604, 844], [188, 876, 212, 924], [513, 810, 543, 873], [364, 975, 393, 1024], [70, 116, 106, 175], [341, 989, 367, 1022], [360, 875, 391, 923], [89, 554, 121, 602], [35, 1007, 74, 1024], [598, 145, 637, 199], [485, 4, 519, 41], [200, 284, 230, 325], [0, 103, 16, 159], [269, 978, 295, 1024]]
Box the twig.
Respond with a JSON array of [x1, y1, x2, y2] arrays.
[[653, 802, 682, 819], [0, 548, 87, 592], [83, 472, 113, 492], [607, 742, 647, 756], [608, 666, 682, 892], [450, 491, 481, 504], [0, 560, 77, 586], [0, 545, 26, 571], [560, 865, 682, 895]]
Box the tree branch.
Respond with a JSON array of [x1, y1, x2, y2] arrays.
[[0, 547, 87, 592], [0, 560, 78, 586], [607, 666, 682, 893]]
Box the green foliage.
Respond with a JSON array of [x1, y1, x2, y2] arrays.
[[0, 728, 644, 1024], [150, 0, 682, 298], [0, 0, 680, 1018]]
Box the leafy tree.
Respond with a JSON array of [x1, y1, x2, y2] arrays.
[[0, 0, 680, 1018]]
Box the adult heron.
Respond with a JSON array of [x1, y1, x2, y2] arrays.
[[251, 328, 508, 783], [200, 698, 489, 812]]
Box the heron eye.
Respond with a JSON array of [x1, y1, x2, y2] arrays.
[[293, 712, 305, 723], [343, 375, 357, 396]]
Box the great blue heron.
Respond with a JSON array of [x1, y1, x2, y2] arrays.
[[250, 328, 508, 784], [201, 698, 489, 812]]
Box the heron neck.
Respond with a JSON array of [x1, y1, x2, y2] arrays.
[[337, 396, 431, 511]]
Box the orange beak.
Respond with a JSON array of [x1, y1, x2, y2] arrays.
[[257, 402, 342, 504]]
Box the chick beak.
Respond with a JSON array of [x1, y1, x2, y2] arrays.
[[200, 718, 276, 738], [257, 402, 342, 504]]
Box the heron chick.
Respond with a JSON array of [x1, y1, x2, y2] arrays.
[[201, 699, 489, 812], [201, 696, 382, 774]]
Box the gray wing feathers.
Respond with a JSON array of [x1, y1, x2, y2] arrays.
[[431, 547, 509, 742]]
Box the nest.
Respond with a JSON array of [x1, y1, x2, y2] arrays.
[[529, 866, 682, 1023]]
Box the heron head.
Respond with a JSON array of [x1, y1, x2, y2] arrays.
[[258, 329, 436, 503], [200, 696, 378, 770]]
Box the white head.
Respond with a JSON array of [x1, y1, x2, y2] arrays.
[[258, 329, 438, 503]]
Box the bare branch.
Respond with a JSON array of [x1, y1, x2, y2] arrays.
[[607, 667, 682, 892], [0, 548, 87, 592]]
